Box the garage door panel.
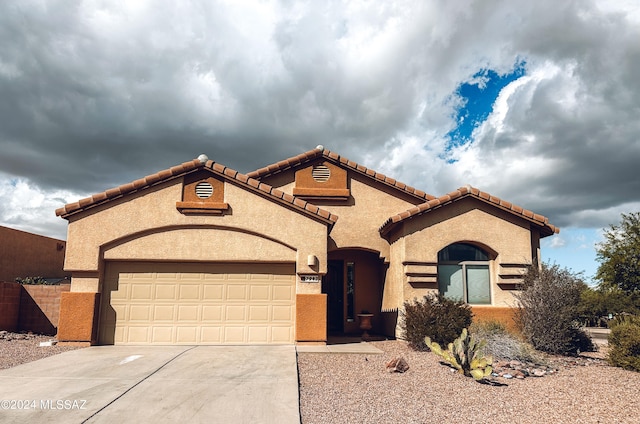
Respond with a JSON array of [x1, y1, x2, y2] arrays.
[[130, 284, 153, 300], [127, 327, 150, 343], [272, 305, 293, 321], [202, 305, 223, 321], [248, 326, 269, 343], [249, 305, 269, 321], [200, 326, 222, 343], [203, 284, 224, 300], [155, 284, 177, 300], [250, 285, 270, 301], [176, 326, 198, 343], [273, 285, 294, 301], [226, 285, 247, 301], [100, 262, 295, 345], [151, 327, 173, 343], [224, 327, 245, 343], [177, 305, 199, 321], [226, 305, 246, 321], [153, 305, 175, 320], [129, 305, 151, 321], [179, 284, 201, 300], [272, 327, 293, 343]]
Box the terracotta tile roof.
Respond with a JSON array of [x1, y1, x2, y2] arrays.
[[379, 185, 559, 238], [55, 157, 338, 226], [247, 147, 436, 202]]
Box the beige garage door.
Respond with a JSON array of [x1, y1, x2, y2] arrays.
[[99, 262, 296, 345]]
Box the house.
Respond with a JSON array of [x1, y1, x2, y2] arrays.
[[0, 225, 67, 283], [55, 146, 558, 345]]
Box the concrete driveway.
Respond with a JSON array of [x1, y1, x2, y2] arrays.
[[0, 345, 300, 424]]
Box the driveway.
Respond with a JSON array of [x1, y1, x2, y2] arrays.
[[0, 345, 299, 424]]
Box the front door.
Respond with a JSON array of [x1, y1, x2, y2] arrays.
[[323, 260, 344, 333]]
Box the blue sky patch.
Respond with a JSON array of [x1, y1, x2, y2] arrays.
[[447, 62, 526, 151]]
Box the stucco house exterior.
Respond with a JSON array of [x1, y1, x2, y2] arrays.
[[55, 146, 558, 345]]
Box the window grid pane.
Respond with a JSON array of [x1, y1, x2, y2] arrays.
[[466, 265, 491, 304], [438, 265, 464, 302]]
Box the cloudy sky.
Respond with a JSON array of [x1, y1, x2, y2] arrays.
[[1, 0, 639, 284]]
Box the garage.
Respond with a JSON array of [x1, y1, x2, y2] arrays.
[[99, 262, 296, 345]]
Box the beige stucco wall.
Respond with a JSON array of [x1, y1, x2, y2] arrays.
[[64, 176, 329, 295], [386, 197, 538, 310], [265, 171, 420, 258]]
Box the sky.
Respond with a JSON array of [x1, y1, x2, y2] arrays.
[[1, 0, 639, 285]]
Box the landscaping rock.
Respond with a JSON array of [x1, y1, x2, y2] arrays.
[[385, 356, 409, 373]]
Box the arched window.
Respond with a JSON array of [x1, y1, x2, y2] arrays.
[[437, 243, 491, 304]]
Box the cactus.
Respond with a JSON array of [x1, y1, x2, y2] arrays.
[[425, 328, 493, 381]]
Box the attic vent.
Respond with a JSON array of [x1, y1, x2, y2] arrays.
[[195, 182, 214, 199], [312, 165, 331, 182]]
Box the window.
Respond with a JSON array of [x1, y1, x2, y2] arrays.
[[437, 243, 491, 304], [346, 262, 355, 322]]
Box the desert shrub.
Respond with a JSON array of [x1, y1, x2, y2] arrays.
[[514, 263, 595, 355], [469, 320, 508, 337], [401, 294, 472, 350], [15, 276, 51, 285], [608, 317, 640, 372], [470, 320, 542, 363], [610, 314, 640, 327]]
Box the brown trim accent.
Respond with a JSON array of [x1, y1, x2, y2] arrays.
[[402, 261, 438, 267], [176, 201, 229, 215], [57, 292, 101, 345], [407, 282, 438, 289], [292, 187, 351, 198], [497, 282, 522, 290], [406, 273, 438, 278], [295, 294, 327, 343]]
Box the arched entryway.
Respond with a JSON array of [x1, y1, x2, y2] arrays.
[[322, 249, 385, 335]]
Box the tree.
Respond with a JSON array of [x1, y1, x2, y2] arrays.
[[596, 212, 640, 294]]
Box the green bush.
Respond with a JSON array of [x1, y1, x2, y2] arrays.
[[515, 263, 595, 355], [578, 288, 640, 326], [401, 294, 472, 350], [608, 318, 640, 372]]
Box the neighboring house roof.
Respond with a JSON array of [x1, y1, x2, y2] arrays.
[[55, 156, 338, 226], [379, 185, 560, 238], [247, 146, 436, 202]]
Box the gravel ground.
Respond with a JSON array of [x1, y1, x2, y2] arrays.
[[298, 340, 640, 424], [0, 332, 81, 370], [2, 333, 638, 423]]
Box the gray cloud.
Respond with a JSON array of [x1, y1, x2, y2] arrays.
[[0, 0, 638, 239]]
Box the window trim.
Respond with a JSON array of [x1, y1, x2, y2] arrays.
[[438, 244, 492, 305]]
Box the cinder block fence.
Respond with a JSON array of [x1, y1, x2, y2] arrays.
[[0, 281, 70, 335]]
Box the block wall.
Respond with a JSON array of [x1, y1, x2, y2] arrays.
[[0, 281, 21, 331]]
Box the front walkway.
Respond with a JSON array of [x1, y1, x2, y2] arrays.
[[296, 336, 385, 354]]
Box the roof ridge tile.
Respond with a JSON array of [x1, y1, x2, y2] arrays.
[[56, 157, 337, 225], [379, 184, 559, 237]]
